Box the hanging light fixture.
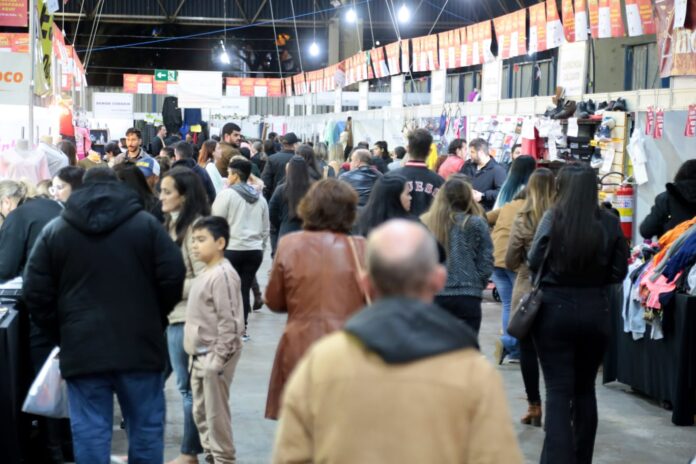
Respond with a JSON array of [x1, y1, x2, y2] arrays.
[[309, 0, 320, 58], [397, 4, 411, 24], [219, 40, 231, 64], [345, 7, 357, 23]]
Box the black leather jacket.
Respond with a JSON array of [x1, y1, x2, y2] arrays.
[[339, 166, 383, 206]]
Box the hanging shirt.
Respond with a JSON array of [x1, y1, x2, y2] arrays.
[[74, 127, 92, 160], [0, 148, 51, 184]]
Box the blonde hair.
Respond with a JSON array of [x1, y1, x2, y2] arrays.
[[421, 174, 483, 251], [519, 168, 555, 229], [328, 144, 344, 164], [0, 179, 33, 203]]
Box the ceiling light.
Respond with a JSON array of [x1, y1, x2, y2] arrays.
[[309, 41, 320, 57], [397, 4, 410, 23], [219, 50, 230, 64], [345, 7, 357, 23]]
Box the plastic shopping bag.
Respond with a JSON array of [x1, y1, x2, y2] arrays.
[[22, 346, 70, 418]]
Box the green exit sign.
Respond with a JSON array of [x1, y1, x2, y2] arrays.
[[155, 69, 177, 81]]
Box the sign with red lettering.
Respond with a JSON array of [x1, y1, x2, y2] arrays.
[[645, 106, 655, 136], [529, 3, 548, 54], [588, 0, 600, 38], [0, 0, 27, 27], [370, 47, 389, 78], [546, 0, 564, 49], [562, 0, 576, 42], [625, 0, 656, 36], [575, 0, 589, 41], [685, 105, 696, 137], [0, 32, 28, 53], [123, 74, 154, 94], [494, 9, 527, 59], [654, 108, 664, 139], [438, 28, 461, 69], [385, 41, 401, 75]]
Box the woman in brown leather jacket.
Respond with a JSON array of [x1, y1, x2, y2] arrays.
[[264, 179, 368, 419], [505, 168, 555, 427]]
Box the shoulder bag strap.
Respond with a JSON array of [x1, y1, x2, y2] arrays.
[[533, 239, 552, 289], [347, 236, 372, 306]]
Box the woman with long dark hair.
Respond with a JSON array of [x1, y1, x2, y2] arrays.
[[421, 174, 494, 334], [505, 168, 555, 427], [113, 161, 163, 222], [296, 143, 323, 180], [268, 156, 313, 254], [159, 167, 210, 464], [488, 155, 536, 363], [527, 163, 628, 463], [356, 175, 411, 236]]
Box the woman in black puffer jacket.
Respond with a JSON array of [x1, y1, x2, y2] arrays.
[[640, 160, 696, 239]]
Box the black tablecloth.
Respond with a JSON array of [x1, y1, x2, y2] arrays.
[[604, 290, 696, 426], [0, 308, 22, 463]]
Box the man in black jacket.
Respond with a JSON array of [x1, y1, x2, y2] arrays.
[[385, 129, 444, 216], [23, 168, 186, 464], [149, 124, 167, 157], [172, 140, 217, 203], [339, 149, 383, 207], [460, 138, 507, 211], [261, 132, 299, 199], [640, 160, 696, 239]]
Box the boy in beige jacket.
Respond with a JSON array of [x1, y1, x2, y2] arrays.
[[184, 216, 244, 464]]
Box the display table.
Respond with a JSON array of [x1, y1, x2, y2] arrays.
[[0, 308, 22, 463], [604, 291, 696, 426]]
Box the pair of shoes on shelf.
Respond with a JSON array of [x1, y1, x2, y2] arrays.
[[551, 100, 577, 120]]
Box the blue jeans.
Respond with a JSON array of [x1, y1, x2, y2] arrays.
[[491, 267, 520, 357], [167, 323, 203, 455], [66, 371, 164, 464]]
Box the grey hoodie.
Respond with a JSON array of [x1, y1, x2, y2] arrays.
[[232, 183, 260, 204]]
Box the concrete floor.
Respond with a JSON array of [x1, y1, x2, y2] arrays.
[[112, 253, 696, 463]]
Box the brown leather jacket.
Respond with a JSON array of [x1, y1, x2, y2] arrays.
[[264, 230, 367, 419], [505, 212, 536, 316]]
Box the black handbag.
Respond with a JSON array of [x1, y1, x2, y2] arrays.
[[507, 243, 550, 339]]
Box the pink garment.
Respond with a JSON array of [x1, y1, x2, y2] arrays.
[[74, 127, 92, 160], [437, 155, 465, 179], [0, 148, 52, 184], [639, 261, 679, 310]]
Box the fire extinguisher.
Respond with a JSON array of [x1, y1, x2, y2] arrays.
[[613, 183, 634, 240]]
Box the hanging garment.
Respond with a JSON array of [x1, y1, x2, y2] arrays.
[[652, 217, 696, 266], [162, 96, 183, 136], [0, 148, 51, 184], [74, 127, 91, 160], [662, 230, 696, 282]]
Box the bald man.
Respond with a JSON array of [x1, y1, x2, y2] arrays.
[[272, 220, 523, 464]]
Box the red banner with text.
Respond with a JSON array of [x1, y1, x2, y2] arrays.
[[625, 0, 656, 36], [528, 3, 548, 54], [0, 0, 27, 27], [562, 0, 576, 42], [494, 9, 527, 59]]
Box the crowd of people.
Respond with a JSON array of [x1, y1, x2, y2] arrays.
[[5, 118, 674, 464]]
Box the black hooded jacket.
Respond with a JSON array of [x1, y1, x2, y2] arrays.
[[344, 297, 478, 364], [22, 181, 186, 378], [640, 180, 696, 239]]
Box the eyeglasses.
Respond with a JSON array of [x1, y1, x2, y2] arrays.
[[49, 184, 66, 196]]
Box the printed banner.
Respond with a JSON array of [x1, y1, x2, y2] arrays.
[[36, 0, 53, 95], [494, 9, 527, 59], [0, 32, 29, 53], [0, 52, 30, 105], [654, 108, 664, 139], [598, 0, 625, 38], [123, 74, 153, 94], [575, 0, 589, 41], [370, 47, 389, 78], [412, 37, 424, 72], [401, 39, 411, 73], [645, 106, 655, 135], [385, 41, 401, 75], [529, 3, 548, 54], [292, 73, 305, 96], [546, 0, 564, 49], [562, 0, 576, 42], [625, 0, 656, 36], [588, 0, 600, 37], [656, 0, 696, 77], [0, 0, 27, 27], [284, 77, 293, 96], [686, 105, 696, 137], [438, 29, 462, 69], [468, 20, 495, 65], [458, 27, 470, 67]]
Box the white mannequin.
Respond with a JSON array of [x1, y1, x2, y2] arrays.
[[15, 139, 30, 155]]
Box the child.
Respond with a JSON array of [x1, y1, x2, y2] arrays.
[[184, 216, 244, 464]]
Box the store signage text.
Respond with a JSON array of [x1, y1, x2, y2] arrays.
[[0, 71, 24, 82]]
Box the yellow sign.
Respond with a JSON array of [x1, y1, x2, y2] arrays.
[[35, 0, 53, 95]]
